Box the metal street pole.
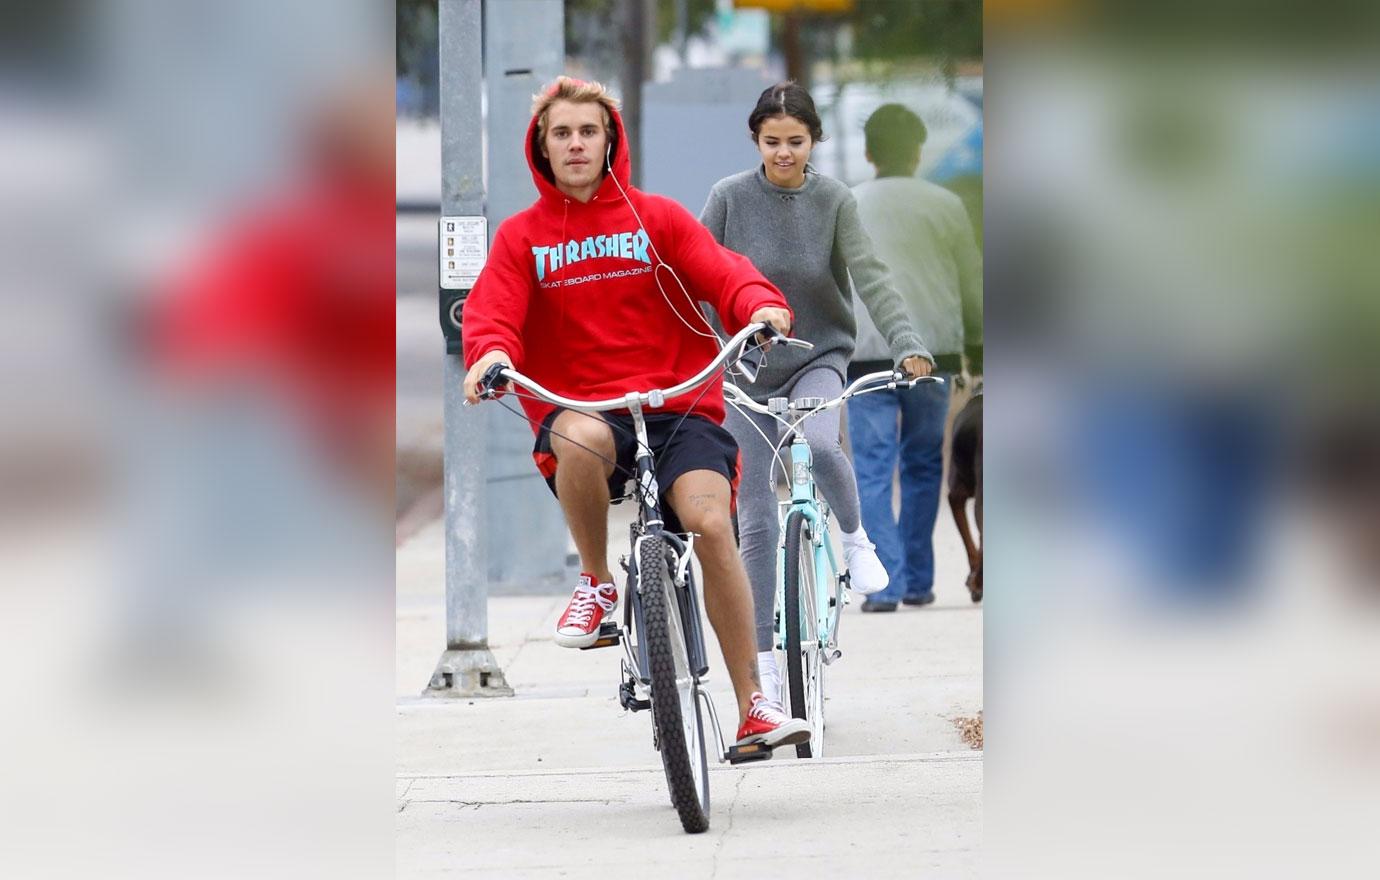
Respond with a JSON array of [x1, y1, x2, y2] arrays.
[[427, 0, 511, 697], [621, 0, 653, 187]]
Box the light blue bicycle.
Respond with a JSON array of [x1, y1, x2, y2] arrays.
[[725, 370, 943, 758]]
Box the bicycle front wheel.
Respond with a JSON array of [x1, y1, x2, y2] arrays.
[[640, 535, 711, 833], [782, 510, 825, 758]]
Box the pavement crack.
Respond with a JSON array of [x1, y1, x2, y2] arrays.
[[395, 778, 417, 813], [411, 798, 620, 807], [710, 772, 747, 878], [502, 624, 559, 670]]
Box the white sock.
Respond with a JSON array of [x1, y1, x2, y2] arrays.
[[757, 651, 780, 697], [840, 525, 868, 545]]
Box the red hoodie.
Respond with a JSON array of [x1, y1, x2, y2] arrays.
[[461, 101, 790, 432]]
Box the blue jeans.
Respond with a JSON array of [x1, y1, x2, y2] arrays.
[[1077, 384, 1272, 599], [846, 375, 952, 603]]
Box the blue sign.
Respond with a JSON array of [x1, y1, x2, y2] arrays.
[[927, 121, 983, 183]]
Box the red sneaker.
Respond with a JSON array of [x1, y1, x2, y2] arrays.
[[553, 574, 618, 648], [735, 692, 811, 749]]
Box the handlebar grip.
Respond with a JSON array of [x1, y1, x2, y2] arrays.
[[755, 324, 788, 344], [755, 324, 814, 351], [898, 374, 945, 388], [477, 362, 511, 399]]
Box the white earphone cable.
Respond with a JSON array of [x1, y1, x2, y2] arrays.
[[604, 143, 725, 344]]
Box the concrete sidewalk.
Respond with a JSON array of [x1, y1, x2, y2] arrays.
[[397, 504, 983, 877]]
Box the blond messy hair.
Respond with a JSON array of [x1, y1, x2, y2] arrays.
[[531, 76, 620, 145]]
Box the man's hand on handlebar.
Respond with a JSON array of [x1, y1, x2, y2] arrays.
[[463, 349, 513, 404], [748, 307, 792, 349]]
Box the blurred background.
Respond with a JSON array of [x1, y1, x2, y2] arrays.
[[982, 2, 1380, 877], [1, 1, 393, 877]]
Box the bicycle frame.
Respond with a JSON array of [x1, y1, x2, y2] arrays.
[[622, 394, 711, 684], [723, 372, 946, 663], [774, 436, 844, 656]]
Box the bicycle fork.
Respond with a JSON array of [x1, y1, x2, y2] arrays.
[[615, 529, 710, 707]]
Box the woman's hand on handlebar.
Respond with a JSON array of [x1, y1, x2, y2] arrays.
[[463, 349, 513, 404], [900, 356, 933, 380]]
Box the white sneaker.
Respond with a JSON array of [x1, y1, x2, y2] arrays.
[[841, 532, 889, 595]]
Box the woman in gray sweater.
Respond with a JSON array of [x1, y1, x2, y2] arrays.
[[700, 82, 932, 702]]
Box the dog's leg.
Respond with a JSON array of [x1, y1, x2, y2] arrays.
[[975, 442, 983, 546], [972, 443, 983, 602], [949, 490, 979, 575]]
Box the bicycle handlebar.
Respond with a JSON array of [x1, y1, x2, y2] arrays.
[[723, 370, 945, 420], [470, 322, 804, 413], [734, 324, 813, 384]]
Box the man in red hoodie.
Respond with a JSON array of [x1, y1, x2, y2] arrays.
[[462, 77, 806, 749]]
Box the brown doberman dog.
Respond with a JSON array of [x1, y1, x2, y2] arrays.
[[948, 389, 982, 602]]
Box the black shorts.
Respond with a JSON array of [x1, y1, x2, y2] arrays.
[[533, 409, 741, 535]]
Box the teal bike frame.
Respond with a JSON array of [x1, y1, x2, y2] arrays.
[[774, 436, 845, 659], [725, 370, 943, 759]]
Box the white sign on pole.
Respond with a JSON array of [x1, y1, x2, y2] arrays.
[[439, 216, 487, 289]]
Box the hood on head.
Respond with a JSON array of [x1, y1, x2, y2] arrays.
[[525, 93, 631, 204]]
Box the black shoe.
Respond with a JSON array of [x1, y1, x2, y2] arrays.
[[861, 600, 898, 613], [901, 591, 936, 607]]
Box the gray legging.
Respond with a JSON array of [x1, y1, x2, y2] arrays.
[[725, 367, 862, 651]]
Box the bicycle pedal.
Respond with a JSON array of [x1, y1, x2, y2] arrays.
[[618, 680, 651, 712], [726, 742, 773, 764], [580, 621, 623, 650]]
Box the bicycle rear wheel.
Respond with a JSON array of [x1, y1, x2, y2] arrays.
[[640, 535, 710, 833], [782, 510, 825, 758]]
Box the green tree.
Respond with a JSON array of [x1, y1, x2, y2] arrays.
[[397, 0, 438, 81], [847, 0, 981, 74], [790, 0, 982, 85]]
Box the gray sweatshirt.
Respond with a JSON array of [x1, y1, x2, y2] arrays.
[[699, 165, 929, 401]]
